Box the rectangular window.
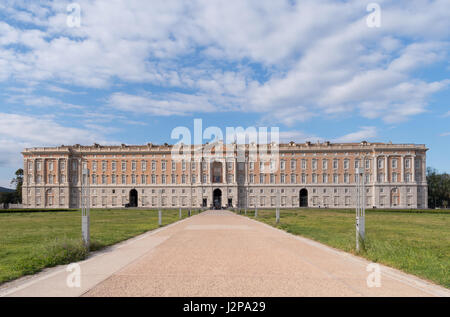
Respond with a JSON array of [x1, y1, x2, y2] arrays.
[[392, 159, 398, 169], [270, 174, 275, 184], [151, 174, 156, 184], [112, 161, 116, 171], [281, 174, 285, 183], [322, 173, 328, 183], [112, 174, 116, 184], [259, 174, 264, 184], [312, 173, 317, 183], [122, 174, 126, 184], [141, 161, 147, 171], [365, 159, 370, 169], [102, 175, 107, 184], [102, 161, 107, 171], [121, 161, 126, 171], [49, 162, 54, 171], [131, 174, 136, 184], [312, 159, 317, 170], [405, 159, 410, 169], [280, 160, 285, 170], [333, 174, 338, 184], [131, 161, 137, 171], [162, 161, 166, 171], [290, 159, 296, 170], [290, 174, 296, 184], [152, 161, 156, 171], [141, 175, 146, 184], [322, 160, 328, 170], [344, 159, 349, 170], [301, 159, 307, 169], [333, 159, 338, 169], [301, 173, 306, 184]]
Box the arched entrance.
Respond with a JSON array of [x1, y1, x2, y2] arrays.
[[129, 189, 138, 207], [213, 188, 222, 209], [299, 188, 308, 207]]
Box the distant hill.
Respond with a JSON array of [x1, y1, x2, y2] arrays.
[[0, 187, 14, 193]]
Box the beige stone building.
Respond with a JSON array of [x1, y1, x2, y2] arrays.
[[22, 141, 428, 209]]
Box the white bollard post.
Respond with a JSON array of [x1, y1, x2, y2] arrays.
[[158, 209, 162, 226], [179, 207, 182, 219]]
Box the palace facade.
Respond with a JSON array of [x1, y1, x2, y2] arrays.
[[22, 141, 428, 209]]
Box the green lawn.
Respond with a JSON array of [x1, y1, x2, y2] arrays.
[[0, 208, 195, 284], [239, 208, 450, 288]]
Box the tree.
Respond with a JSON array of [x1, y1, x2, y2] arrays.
[[427, 167, 450, 208], [10, 168, 23, 204]]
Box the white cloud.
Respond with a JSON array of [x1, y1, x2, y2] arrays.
[[333, 127, 377, 143], [0, 0, 448, 125], [440, 132, 450, 137], [0, 113, 111, 168]]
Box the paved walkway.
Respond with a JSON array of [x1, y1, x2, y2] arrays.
[[1, 210, 449, 297]]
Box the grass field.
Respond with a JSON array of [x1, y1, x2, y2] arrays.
[[0, 208, 195, 285], [239, 208, 450, 288]]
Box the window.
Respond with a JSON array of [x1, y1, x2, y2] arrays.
[[151, 174, 156, 184], [301, 173, 306, 184], [162, 174, 166, 184], [202, 174, 207, 183], [60, 161, 65, 171], [290, 174, 296, 184], [141, 175, 146, 184], [92, 161, 97, 171], [301, 159, 307, 169], [122, 174, 126, 184], [112, 174, 116, 184], [344, 173, 349, 183], [172, 161, 176, 170], [365, 159, 370, 169], [250, 174, 255, 183], [392, 159, 398, 169], [322, 173, 328, 183], [365, 174, 370, 184], [354, 159, 360, 169], [290, 159, 296, 170], [270, 174, 275, 184], [112, 161, 117, 171], [121, 161, 127, 171], [312, 173, 317, 183], [171, 174, 176, 184], [182, 160, 186, 171], [259, 174, 265, 184], [49, 162, 54, 171], [102, 175, 107, 184], [37, 161, 42, 171], [377, 173, 384, 183], [141, 161, 147, 171], [378, 159, 383, 169], [344, 159, 349, 169], [191, 161, 196, 170], [131, 161, 137, 171], [249, 162, 254, 170], [281, 174, 286, 183], [392, 172, 398, 182], [102, 161, 107, 171], [182, 174, 186, 184], [333, 174, 338, 184], [49, 175, 54, 184], [227, 162, 233, 170], [131, 174, 136, 184], [280, 160, 285, 170], [406, 173, 411, 182], [405, 159, 410, 169], [92, 174, 97, 184], [322, 160, 328, 170], [333, 159, 338, 169], [162, 161, 166, 171], [152, 161, 156, 171], [312, 159, 318, 170]]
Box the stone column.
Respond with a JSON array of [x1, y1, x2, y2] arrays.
[[385, 155, 389, 183], [401, 155, 405, 183]]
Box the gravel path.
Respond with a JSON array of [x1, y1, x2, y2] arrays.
[[82, 210, 449, 297]]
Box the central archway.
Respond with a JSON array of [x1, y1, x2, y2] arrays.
[[129, 189, 138, 207], [299, 188, 308, 207], [213, 188, 222, 210]]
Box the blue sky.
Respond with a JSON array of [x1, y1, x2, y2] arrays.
[[0, 0, 449, 187]]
